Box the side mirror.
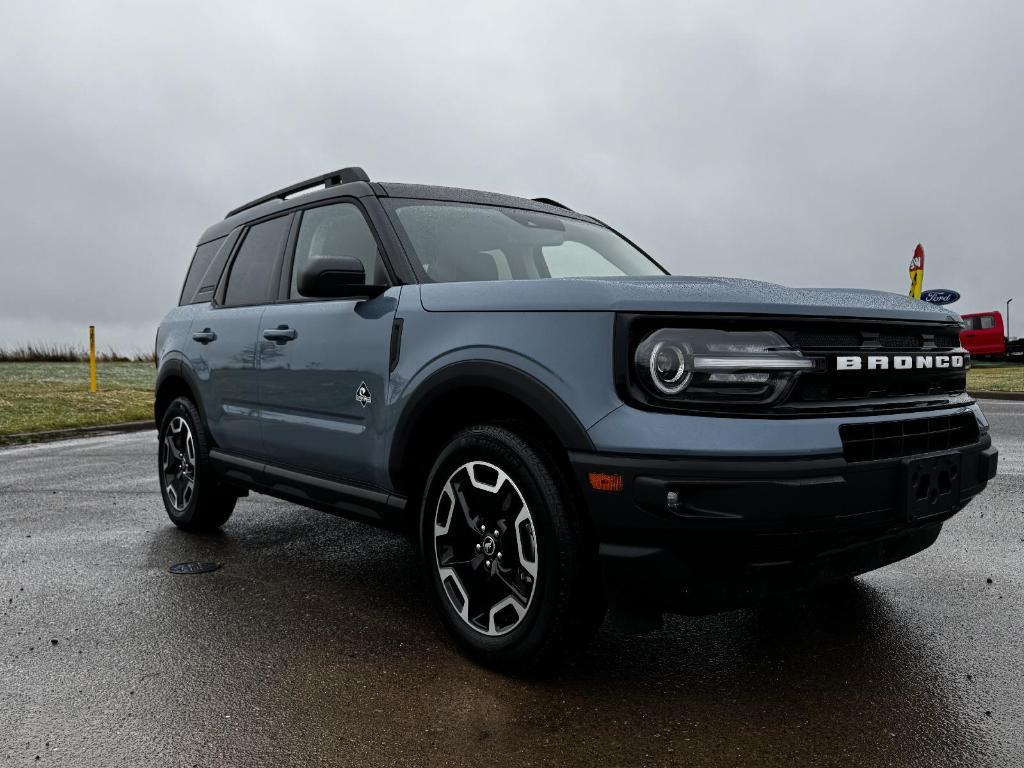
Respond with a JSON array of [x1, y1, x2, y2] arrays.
[[298, 256, 385, 299]]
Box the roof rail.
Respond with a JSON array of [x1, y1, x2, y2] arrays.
[[225, 166, 370, 219], [532, 196, 573, 211]]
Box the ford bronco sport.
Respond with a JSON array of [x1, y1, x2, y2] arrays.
[[156, 166, 998, 668]]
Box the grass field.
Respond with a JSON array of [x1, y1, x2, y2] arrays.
[[0, 361, 155, 437], [968, 362, 1024, 393]]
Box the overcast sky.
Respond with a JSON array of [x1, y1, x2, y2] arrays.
[[0, 0, 1021, 351]]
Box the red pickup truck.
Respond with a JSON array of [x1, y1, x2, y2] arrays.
[[960, 311, 1023, 358]]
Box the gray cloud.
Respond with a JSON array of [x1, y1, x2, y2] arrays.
[[1, 0, 1021, 349]]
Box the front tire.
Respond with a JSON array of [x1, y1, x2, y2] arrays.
[[419, 424, 603, 671], [158, 397, 236, 531]]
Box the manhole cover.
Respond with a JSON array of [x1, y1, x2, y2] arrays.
[[168, 562, 222, 575]]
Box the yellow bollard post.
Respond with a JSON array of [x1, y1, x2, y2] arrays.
[[89, 325, 98, 392]]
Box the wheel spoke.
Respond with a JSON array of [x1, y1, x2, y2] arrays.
[[487, 595, 527, 636], [513, 508, 538, 580], [439, 554, 484, 570], [434, 482, 456, 536], [454, 482, 477, 530], [437, 567, 471, 623], [495, 568, 530, 606]]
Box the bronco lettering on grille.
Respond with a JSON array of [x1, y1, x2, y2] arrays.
[[835, 354, 965, 371]]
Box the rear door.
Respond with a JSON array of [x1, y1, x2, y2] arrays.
[[258, 200, 399, 487], [186, 214, 291, 458]]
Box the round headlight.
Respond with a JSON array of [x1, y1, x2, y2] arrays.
[[649, 341, 691, 394], [633, 328, 815, 405]]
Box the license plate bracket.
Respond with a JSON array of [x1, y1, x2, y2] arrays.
[[902, 451, 963, 521]]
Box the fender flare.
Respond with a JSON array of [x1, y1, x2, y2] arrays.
[[388, 360, 594, 488], [154, 357, 206, 425]]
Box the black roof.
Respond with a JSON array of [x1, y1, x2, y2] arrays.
[[197, 168, 595, 245]]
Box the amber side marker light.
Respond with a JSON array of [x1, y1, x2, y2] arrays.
[[588, 472, 624, 492]]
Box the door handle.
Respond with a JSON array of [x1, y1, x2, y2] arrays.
[[263, 325, 298, 343], [192, 329, 217, 344]]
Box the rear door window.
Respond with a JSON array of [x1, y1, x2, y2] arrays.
[[223, 216, 291, 307], [979, 315, 996, 330]]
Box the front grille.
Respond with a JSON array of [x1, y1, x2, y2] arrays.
[[786, 322, 968, 407], [795, 332, 862, 349], [794, 330, 961, 350], [839, 413, 979, 462], [879, 333, 919, 349]]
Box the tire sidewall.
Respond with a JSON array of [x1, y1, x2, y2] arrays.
[[419, 426, 571, 663]]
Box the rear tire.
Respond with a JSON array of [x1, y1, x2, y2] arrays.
[[419, 424, 603, 672], [158, 396, 236, 531]]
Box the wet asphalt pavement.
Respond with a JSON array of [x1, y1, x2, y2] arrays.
[[1, 401, 1022, 767]]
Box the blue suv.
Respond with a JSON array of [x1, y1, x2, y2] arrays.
[[156, 166, 998, 669]]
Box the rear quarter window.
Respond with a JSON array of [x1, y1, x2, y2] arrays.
[[179, 236, 227, 305]]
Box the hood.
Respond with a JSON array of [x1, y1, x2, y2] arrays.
[[419, 276, 961, 323]]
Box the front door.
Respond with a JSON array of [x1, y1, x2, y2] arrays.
[[258, 201, 399, 487]]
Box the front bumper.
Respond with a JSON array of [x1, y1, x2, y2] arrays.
[[570, 435, 998, 614]]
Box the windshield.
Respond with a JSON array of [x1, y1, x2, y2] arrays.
[[383, 200, 666, 282]]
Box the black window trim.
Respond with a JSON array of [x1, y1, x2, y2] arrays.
[[274, 196, 398, 304], [213, 212, 294, 310]]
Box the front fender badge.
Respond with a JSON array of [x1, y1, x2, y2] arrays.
[[356, 382, 372, 408]]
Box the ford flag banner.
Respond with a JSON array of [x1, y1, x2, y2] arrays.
[[920, 289, 961, 306]]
